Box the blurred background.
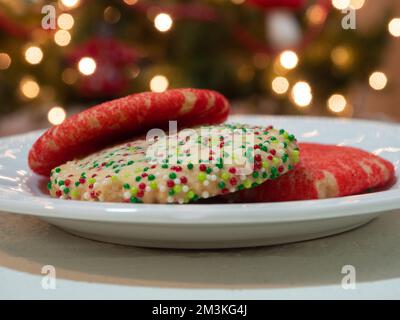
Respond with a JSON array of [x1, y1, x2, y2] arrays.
[[0, 0, 399, 136]]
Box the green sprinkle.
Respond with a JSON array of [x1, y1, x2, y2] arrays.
[[148, 174, 155, 181], [58, 180, 64, 186], [218, 181, 226, 189], [168, 189, 175, 196], [198, 172, 206, 182], [187, 163, 194, 170], [74, 181, 80, 187], [169, 172, 177, 179], [135, 176, 142, 182], [63, 188, 70, 194], [252, 171, 259, 178], [173, 185, 182, 193], [123, 183, 130, 190], [55, 168, 61, 173], [161, 164, 169, 169], [47, 182, 52, 190]]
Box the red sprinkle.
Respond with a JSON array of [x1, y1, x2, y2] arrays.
[[199, 164, 207, 171], [180, 176, 188, 184], [137, 190, 144, 198], [79, 178, 86, 184], [167, 180, 175, 188], [229, 177, 237, 186], [270, 149, 276, 156], [228, 167, 236, 174], [254, 154, 262, 162], [138, 182, 146, 190], [55, 190, 62, 197], [64, 179, 71, 186], [278, 165, 284, 173]]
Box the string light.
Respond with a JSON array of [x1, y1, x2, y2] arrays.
[[231, 0, 245, 4], [154, 13, 173, 32], [19, 77, 40, 99], [61, 68, 78, 84], [0, 53, 11, 70], [78, 57, 96, 75], [331, 46, 352, 68], [349, 0, 365, 10], [57, 13, 74, 30], [331, 0, 350, 10], [271, 76, 289, 95], [306, 5, 327, 25], [388, 18, 400, 37], [24, 46, 43, 65], [291, 81, 312, 107], [54, 30, 71, 46], [104, 6, 121, 24], [279, 51, 298, 70], [150, 75, 169, 92], [48, 106, 66, 125], [60, 0, 80, 8], [327, 94, 347, 113], [369, 71, 387, 90], [123, 0, 138, 4]]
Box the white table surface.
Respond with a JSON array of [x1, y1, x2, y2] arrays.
[[1, 210, 400, 300]]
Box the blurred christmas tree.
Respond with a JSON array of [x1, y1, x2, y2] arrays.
[[0, 0, 394, 124]]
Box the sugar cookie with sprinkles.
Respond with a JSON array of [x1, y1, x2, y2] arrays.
[[29, 88, 230, 176], [48, 124, 300, 204]]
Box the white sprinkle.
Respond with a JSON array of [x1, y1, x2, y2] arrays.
[[178, 198, 184, 204], [213, 167, 220, 173], [174, 178, 181, 185], [240, 175, 246, 181], [206, 175, 211, 180], [102, 179, 111, 185], [202, 191, 209, 198], [203, 180, 209, 186], [93, 182, 99, 189], [83, 192, 89, 200], [182, 185, 189, 192], [167, 196, 174, 203], [59, 185, 65, 191], [123, 191, 131, 199], [230, 188, 236, 192], [210, 175, 217, 181], [145, 186, 151, 192], [159, 185, 166, 192]]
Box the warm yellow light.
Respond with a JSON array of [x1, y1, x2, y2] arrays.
[[306, 5, 327, 25], [123, 0, 138, 4], [57, 13, 74, 30], [331, 0, 350, 10], [104, 6, 121, 24], [349, 0, 365, 10], [61, 68, 78, 84], [327, 94, 347, 113], [150, 75, 169, 92], [0, 52, 11, 70], [388, 18, 400, 37], [24, 46, 43, 65], [231, 0, 245, 4], [54, 30, 71, 46], [291, 81, 312, 107], [60, 0, 80, 8], [154, 13, 173, 32], [279, 50, 298, 70], [20, 77, 40, 99], [369, 71, 387, 91], [331, 46, 352, 68], [271, 76, 289, 95], [48, 106, 66, 125], [78, 57, 96, 75]]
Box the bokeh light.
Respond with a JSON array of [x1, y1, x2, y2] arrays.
[[331, 0, 350, 10], [327, 94, 347, 113], [291, 81, 313, 107], [150, 75, 169, 92], [48, 106, 66, 125], [78, 57, 97, 75], [306, 5, 327, 25], [24, 46, 43, 65], [123, 0, 138, 4], [271, 76, 289, 95], [369, 71, 387, 90], [60, 0, 80, 8], [154, 13, 173, 32], [54, 30, 71, 46], [104, 6, 121, 24], [20, 77, 40, 99], [279, 51, 298, 70], [350, 0, 365, 10], [388, 18, 400, 37], [61, 68, 78, 84], [0, 53, 11, 70], [57, 13, 74, 30], [331, 46, 352, 68]]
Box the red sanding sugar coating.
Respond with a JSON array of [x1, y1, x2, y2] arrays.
[[224, 143, 395, 202], [29, 88, 230, 176]]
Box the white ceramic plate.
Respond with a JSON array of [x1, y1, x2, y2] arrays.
[[0, 115, 399, 249]]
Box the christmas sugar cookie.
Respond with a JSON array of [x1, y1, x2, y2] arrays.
[[47, 124, 300, 204], [224, 143, 395, 202], [29, 88, 230, 176]]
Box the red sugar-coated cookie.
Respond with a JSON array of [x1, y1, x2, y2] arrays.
[[223, 143, 395, 202], [29, 88, 230, 175]]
